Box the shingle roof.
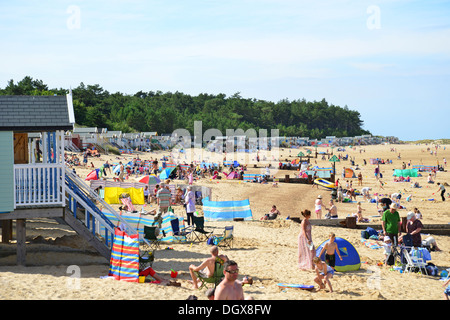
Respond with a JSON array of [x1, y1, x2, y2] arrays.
[[0, 95, 74, 131]]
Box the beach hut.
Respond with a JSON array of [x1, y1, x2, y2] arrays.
[[0, 95, 74, 265], [0, 94, 137, 265], [315, 237, 361, 272]]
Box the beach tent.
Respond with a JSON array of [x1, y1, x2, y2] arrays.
[[108, 228, 140, 282], [159, 167, 176, 180], [202, 197, 253, 221], [344, 168, 356, 178], [103, 187, 145, 205], [225, 171, 239, 179], [393, 169, 418, 177], [85, 169, 99, 181], [316, 237, 361, 272]]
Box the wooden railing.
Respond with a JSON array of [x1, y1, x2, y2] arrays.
[[14, 164, 65, 207]]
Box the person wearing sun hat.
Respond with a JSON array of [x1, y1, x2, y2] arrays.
[[382, 203, 401, 246], [405, 211, 424, 247]]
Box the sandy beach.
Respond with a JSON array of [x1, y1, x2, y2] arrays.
[[0, 143, 449, 300]]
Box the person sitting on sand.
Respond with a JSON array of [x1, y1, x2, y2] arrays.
[[188, 246, 228, 289], [261, 205, 281, 220], [318, 233, 342, 270], [325, 200, 338, 219], [139, 266, 167, 284], [353, 202, 369, 223], [313, 256, 334, 293]]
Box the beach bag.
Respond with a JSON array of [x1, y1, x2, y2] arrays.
[[426, 263, 438, 276], [366, 227, 378, 238], [207, 236, 217, 245], [361, 230, 369, 239]]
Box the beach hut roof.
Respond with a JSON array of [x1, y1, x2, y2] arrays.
[[0, 95, 74, 132]]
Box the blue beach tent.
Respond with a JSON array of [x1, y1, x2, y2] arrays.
[[316, 237, 361, 272]]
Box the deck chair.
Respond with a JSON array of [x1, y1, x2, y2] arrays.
[[403, 248, 428, 275], [189, 215, 213, 243], [214, 226, 234, 249], [195, 259, 225, 290], [120, 196, 136, 212], [142, 225, 161, 250]]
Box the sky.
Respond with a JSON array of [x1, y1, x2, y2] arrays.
[[1, 0, 449, 141]]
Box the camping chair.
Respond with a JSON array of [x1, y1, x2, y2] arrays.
[[195, 191, 203, 205], [170, 218, 189, 242], [214, 226, 234, 249], [195, 258, 225, 290], [139, 249, 155, 271], [142, 225, 161, 250], [403, 248, 428, 275], [189, 215, 213, 243]]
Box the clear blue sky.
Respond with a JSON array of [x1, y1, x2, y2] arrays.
[[1, 0, 449, 140]]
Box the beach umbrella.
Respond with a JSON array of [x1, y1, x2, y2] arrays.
[[139, 175, 161, 184]]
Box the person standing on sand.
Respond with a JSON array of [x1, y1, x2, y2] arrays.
[[436, 183, 446, 201], [314, 195, 323, 219], [298, 209, 315, 271]]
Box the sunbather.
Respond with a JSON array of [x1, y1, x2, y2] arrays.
[[188, 246, 228, 289]]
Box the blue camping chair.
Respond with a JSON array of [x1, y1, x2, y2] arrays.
[[214, 226, 234, 249], [170, 218, 189, 242]]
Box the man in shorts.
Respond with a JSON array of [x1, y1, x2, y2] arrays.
[[153, 183, 171, 228]]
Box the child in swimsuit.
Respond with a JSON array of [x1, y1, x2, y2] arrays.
[[313, 256, 334, 292], [318, 233, 343, 270]]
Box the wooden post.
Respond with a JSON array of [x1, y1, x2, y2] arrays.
[[16, 219, 26, 266], [1, 220, 13, 243]]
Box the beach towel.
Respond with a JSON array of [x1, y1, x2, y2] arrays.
[[361, 239, 382, 249], [109, 228, 140, 282]]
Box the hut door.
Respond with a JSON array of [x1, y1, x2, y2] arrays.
[[14, 133, 28, 164]]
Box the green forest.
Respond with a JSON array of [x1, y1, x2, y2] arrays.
[[0, 76, 370, 139]]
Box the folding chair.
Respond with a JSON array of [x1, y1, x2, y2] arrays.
[[195, 191, 203, 205], [139, 249, 155, 271], [214, 226, 234, 249], [403, 248, 428, 275], [142, 225, 161, 250], [120, 196, 136, 212], [170, 218, 189, 242], [195, 259, 225, 289], [189, 215, 213, 243]]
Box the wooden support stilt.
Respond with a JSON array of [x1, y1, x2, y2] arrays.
[[16, 219, 26, 266], [1, 220, 13, 243]]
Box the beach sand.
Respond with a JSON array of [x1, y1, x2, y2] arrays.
[[0, 143, 449, 300]]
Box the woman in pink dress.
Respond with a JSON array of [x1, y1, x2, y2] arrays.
[[298, 209, 315, 270]]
